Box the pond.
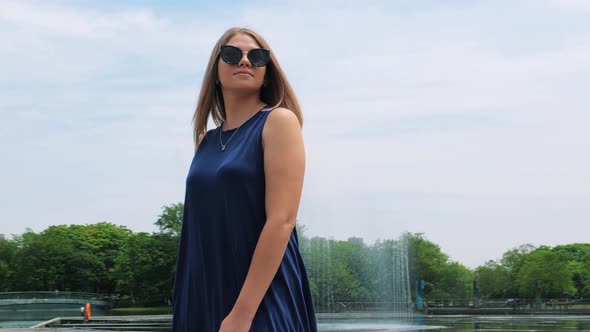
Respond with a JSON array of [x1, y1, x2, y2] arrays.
[[2, 310, 590, 331]]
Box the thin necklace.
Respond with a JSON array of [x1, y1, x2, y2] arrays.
[[219, 105, 267, 151], [219, 125, 241, 151]]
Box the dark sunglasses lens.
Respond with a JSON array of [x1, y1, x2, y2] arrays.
[[220, 46, 241, 64], [248, 49, 270, 67]]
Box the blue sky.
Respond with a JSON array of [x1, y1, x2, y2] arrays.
[[1, 0, 589, 268]]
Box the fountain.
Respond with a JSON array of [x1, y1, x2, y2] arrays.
[[298, 231, 439, 331]]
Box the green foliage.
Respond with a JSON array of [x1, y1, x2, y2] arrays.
[[300, 232, 473, 311], [552, 243, 590, 262], [0, 238, 18, 291], [6, 223, 131, 293], [329, 240, 371, 302], [154, 203, 183, 237], [474, 260, 510, 299], [435, 262, 472, 299], [499, 244, 537, 297], [408, 233, 472, 300], [517, 248, 576, 298], [475, 243, 590, 300], [552, 244, 590, 297], [111, 232, 177, 305], [2, 206, 589, 307], [0, 203, 180, 305]]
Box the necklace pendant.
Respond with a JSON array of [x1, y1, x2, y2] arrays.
[[221, 146, 226, 151]]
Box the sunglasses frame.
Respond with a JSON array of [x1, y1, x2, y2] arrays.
[[219, 45, 271, 67]]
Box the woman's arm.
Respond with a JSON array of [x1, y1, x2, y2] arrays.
[[226, 107, 306, 323]]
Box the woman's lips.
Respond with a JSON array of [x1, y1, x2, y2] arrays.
[[234, 71, 253, 76]]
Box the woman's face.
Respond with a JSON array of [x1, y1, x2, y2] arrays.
[[217, 33, 267, 92]]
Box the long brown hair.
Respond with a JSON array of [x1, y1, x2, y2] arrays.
[[192, 27, 303, 149]]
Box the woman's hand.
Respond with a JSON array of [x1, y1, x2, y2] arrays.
[[218, 309, 253, 332]]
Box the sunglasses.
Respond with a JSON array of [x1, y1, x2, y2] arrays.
[[220, 45, 271, 67]]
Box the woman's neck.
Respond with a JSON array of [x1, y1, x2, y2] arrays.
[[222, 91, 266, 130]]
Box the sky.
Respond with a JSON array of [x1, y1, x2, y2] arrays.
[[1, 0, 589, 269]]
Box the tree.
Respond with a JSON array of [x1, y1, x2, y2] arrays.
[[552, 244, 590, 297], [434, 262, 472, 300], [155, 203, 184, 237], [329, 240, 371, 303], [499, 244, 537, 297], [111, 232, 178, 305], [0, 238, 18, 291], [408, 233, 448, 298], [474, 260, 510, 299], [10, 230, 58, 290], [552, 243, 590, 262], [42, 222, 131, 293], [517, 249, 576, 298]]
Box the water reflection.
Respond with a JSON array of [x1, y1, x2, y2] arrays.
[[2, 311, 590, 331]]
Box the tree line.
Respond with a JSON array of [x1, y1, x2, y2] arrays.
[[474, 243, 590, 299], [1, 203, 589, 306]]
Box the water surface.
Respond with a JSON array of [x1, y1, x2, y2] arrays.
[[2, 310, 590, 331]]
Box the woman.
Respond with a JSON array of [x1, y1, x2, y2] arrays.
[[172, 27, 318, 332]]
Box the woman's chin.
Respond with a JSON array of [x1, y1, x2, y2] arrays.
[[224, 82, 262, 91]]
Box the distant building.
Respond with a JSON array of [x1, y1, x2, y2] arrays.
[[347, 236, 364, 245], [0, 234, 5, 240]]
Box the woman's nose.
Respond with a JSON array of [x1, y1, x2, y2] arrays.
[[238, 53, 251, 67]]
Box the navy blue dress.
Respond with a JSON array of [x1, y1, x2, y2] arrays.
[[172, 106, 317, 331]]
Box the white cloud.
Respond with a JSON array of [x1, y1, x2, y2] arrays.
[[1, 1, 589, 267], [543, 0, 590, 12]]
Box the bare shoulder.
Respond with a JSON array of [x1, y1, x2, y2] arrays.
[[262, 107, 302, 147], [268, 107, 299, 124], [264, 107, 300, 132]]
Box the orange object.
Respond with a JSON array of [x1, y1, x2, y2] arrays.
[[84, 302, 91, 320]]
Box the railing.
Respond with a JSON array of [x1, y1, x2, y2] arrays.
[[424, 297, 590, 312], [319, 301, 415, 313], [0, 291, 115, 301], [424, 298, 470, 308], [307, 298, 590, 312]]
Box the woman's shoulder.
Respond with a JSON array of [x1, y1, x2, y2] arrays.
[[262, 107, 302, 147], [264, 107, 300, 129]]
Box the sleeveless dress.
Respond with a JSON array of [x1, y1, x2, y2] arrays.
[[172, 106, 318, 332]]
